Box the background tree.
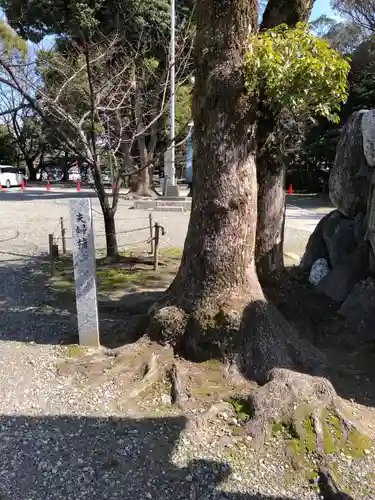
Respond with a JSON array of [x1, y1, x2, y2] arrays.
[[331, 0, 375, 33], [0, 124, 17, 164], [301, 1, 375, 185], [252, 19, 349, 275]]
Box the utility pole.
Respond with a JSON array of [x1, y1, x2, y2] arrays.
[[165, 0, 179, 197]]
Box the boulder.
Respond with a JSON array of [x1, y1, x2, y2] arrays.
[[361, 109, 375, 167], [339, 277, 375, 342], [353, 212, 368, 242], [321, 211, 355, 268], [300, 211, 333, 272], [309, 258, 330, 286], [316, 241, 370, 303], [329, 111, 373, 218]]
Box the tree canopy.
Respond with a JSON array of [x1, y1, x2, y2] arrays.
[[243, 22, 350, 123]]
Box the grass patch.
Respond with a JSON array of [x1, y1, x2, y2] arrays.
[[229, 397, 253, 423], [66, 344, 86, 358], [50, 251, 179, 299], [160, 247, 183, 259]]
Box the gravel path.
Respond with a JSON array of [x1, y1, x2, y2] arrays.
[[0, 191, 336, 500]]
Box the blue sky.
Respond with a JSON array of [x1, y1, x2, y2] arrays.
[[311, 0, 340, 20]]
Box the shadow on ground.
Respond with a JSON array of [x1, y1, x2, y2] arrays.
[[286, 194, 333, 211], [0, 252, 165, 347], [0, 189, 98, 202], [0, 413, 291, 500]]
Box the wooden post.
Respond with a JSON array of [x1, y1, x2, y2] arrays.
[[60, 217, 67, 254], [153, 222, 160, 271], [149, 213, 154, 255], [49, 233, 56, 277]]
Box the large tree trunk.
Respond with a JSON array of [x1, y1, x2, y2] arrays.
[[255, 0, 315, 275], [145, 0, 259, 359], [130, 165, 153, 197], [143, 0, 324, 383]]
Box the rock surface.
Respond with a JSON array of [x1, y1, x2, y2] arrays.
[[361, 109, 375, 167], [322, 211, 355, 268], [329, 111, 372, 218], [316, 241, 370, 303], [300, 212, 332, 272], [339, 277, 375, 342], [309, 258, 330, 286]]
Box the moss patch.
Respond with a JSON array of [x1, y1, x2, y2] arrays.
[[229, 397, 253, 423], [50, 250, 179, 302], [342, 429, 373, 459], [159, 247, 182, 259], [67, 344, 86, 358]]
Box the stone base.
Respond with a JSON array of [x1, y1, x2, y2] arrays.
[[165, 184, 180, 197]]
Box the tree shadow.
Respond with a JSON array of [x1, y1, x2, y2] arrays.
[[0, 252, 162, 347], [0, 189, 98, 201], [0, 413, 291, 500], [286, 194, 333, 211]]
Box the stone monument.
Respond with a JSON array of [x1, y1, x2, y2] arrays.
[[69, 198, 100, 347]]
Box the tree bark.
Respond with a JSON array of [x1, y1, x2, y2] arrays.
[[255, 0, 316, 275], [103, 208, 119, 260], [145, 0, 261, 359], [27, 163, 38, 181], [255, 107, 286, 276], [256, 156, 286, 276]]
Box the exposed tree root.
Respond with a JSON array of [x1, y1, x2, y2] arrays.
[[146, 294, 327, 387], [127, 352, 162, 399], [246, 368, 339, 441], [238, 299, 327, 384], [318, 466, 354, 500], [169, 362, 190, 407]]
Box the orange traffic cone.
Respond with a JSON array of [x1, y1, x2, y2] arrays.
[[21, 179, 25, 191], [77, 180, 81, 192], [288, 184, 293, 195]]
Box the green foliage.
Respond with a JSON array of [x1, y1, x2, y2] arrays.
[[243, 23, 351, 122], [0, 125, 17, 163], [0, 19, 27, 56], [0, 0, 191, 44]]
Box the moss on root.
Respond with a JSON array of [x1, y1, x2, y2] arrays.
[[271, 405, 372, 485], [148, 302, 243, 361]]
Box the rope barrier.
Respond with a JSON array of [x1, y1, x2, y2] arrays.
[[0, 228, 20, 244], [117, 239, 151, 248]]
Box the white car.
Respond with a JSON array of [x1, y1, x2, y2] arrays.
[[0, 166, 24, 188]]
